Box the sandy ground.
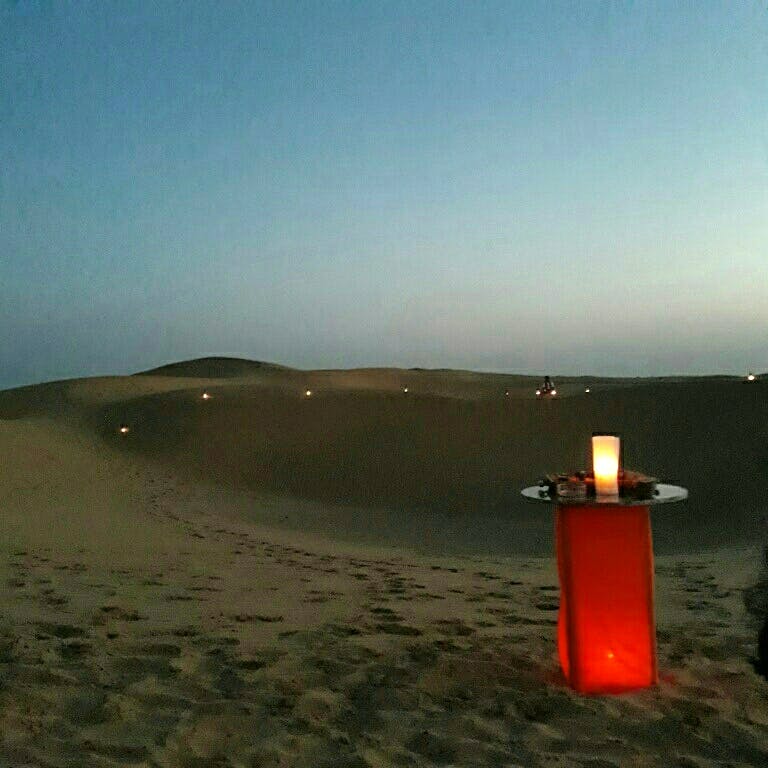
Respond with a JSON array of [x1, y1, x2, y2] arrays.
[[1, 362, 767, 767]]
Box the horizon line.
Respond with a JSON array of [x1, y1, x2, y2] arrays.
[[1, 355, 764, 394]]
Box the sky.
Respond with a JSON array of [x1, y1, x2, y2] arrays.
[[1, 0, 767, 390]]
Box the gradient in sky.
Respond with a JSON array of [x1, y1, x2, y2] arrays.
[[1, 0, 767, 390]]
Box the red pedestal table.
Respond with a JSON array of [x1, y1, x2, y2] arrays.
[[521, 484, 687, 694]]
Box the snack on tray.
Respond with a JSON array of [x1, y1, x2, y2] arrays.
[[540, 470, 657, 500]]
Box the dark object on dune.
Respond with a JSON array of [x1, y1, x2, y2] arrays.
[[742, 544, 768, 680], [540, 469, 658, 501], [536, 375, 557, 398], [757, 619, 768, 679]]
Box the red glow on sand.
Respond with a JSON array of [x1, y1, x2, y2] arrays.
[[556, 503, 657, 694]]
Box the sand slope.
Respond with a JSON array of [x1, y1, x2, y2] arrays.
[[3, 362, 762, 554], [1, 361, 767, 766]]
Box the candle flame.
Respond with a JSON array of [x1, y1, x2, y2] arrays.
[[594, 455, 618, 476], [592, 434, 620, 497]]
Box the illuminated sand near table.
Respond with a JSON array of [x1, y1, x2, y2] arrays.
[[1, 358, 767, 766]]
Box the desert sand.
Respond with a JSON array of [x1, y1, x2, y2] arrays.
[[1, 358, 767, 767]]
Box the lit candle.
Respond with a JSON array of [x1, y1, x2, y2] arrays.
[[118, 426, 130, 435], [201, 392, 211, 400], [592, 433, 620, 497], [747, 373, 755, 382], [305, 389, 312, 397]]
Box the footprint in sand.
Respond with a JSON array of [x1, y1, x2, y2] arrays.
[[375, 622, 422, 636], [485, 590, 517, 600], [405, 729, 457, 764], [110, 654, 178, 682], [326, 624, 363, 638], [369, 606, 403, 620], [125, 642, 182, 658], [96, 606, 146, 622], [59, 640, 92, 661], [433, 619, 475, 637], [35, 622, 87, 639], [64, 689, 111, 727], [0, 633, 17, 663], [232, 613, 284, 623], [473, 571, 502, 581], [43, 593, 69, 607]]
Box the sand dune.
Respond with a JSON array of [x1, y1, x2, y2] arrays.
[[136, 356, 290, 379], [1, 360, 767, 766], [4, 362, 761, 555]]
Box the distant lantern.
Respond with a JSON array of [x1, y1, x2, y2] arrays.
[[118, 426, 130, 435], [504, 390, 510, 397], [535, 389, 541, 396], [551, 389, 557, 396], [403, 387, 409, 393], [585, 387, 591, 393], [305, 389, 312, 397], [201, 392, 212, 400], [747, 373, 756, 382]]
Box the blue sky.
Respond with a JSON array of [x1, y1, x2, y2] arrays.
[[1, 1, 766, 389]]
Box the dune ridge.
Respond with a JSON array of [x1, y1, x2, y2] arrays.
[[135, 357, 290, 379]]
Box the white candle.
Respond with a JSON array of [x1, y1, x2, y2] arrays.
[[592, 433, 620, 497]]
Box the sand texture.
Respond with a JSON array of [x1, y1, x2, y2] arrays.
[[1, 360, 767, 766]]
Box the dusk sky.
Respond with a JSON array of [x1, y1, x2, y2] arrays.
[[2, 1, 767, 390]]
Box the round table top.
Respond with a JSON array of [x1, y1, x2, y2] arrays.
[[521, 483, 688, 507]]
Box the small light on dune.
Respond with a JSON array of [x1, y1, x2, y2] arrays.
[[747, 373, 756, 381], [305, 389, 312, 397], [118, 426, 130, 435], [201, 392, 212, 400]]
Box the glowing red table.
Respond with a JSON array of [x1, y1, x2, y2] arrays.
[[522, 484, 687, 694]]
